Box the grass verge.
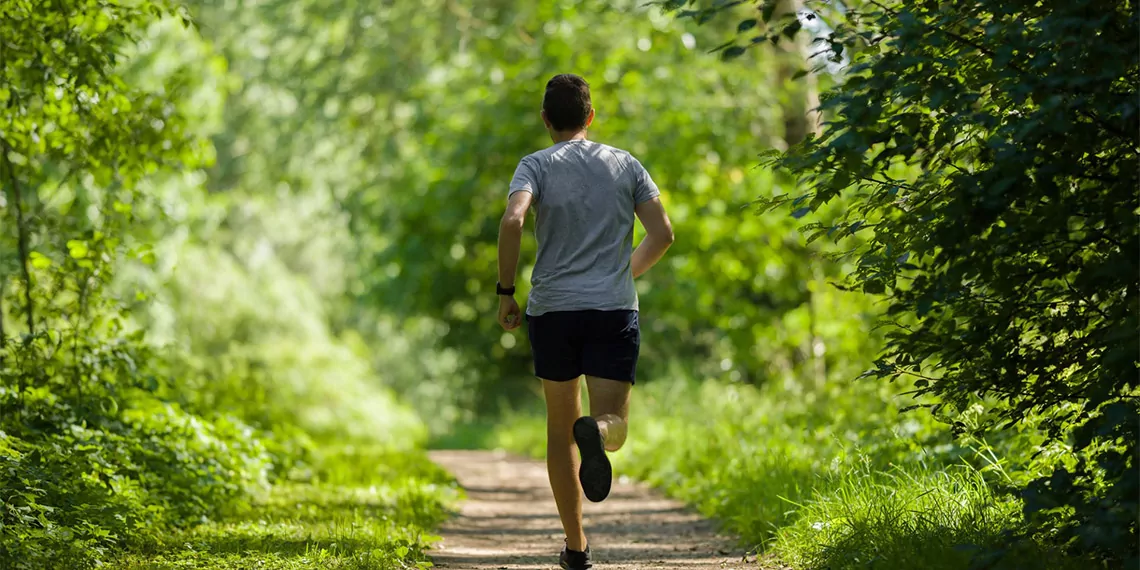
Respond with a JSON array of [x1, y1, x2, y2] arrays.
[[113, 446, 459, 570]]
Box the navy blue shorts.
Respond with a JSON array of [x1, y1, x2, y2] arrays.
[[525, 310, 640, 384]]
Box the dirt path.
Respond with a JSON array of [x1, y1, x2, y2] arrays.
[[429, 450, 771, 570]]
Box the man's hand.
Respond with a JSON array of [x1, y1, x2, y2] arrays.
[[498, 296, 522, 330]]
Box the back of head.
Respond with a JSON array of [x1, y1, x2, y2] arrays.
[[543, 74, 591, 132]]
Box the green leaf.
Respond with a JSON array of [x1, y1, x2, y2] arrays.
[[29, 251, 52, 269], [863, 280, 885, 295], [68, 241, 90, 259], [721, 46, 747, 60], [761, 0, 778, 22], [916, 298, 933, 316], [781, 20, 802, 40]]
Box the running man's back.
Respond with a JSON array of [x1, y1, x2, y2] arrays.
[[495, 73, 674, 566], [508, 139, 660, 316]]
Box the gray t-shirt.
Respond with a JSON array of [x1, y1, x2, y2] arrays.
[[508, 139, 660, 316]]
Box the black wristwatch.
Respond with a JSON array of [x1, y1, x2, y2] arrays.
[[496, 282, 516, 296]]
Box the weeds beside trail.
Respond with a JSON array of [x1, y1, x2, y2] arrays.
[[114, 446, 458, 570]]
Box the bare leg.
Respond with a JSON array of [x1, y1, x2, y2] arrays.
[[585, 376, 631, 451], [543, 377, 587, 551]]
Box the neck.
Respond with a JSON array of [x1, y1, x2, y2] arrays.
[[551, 129, 587, 144]]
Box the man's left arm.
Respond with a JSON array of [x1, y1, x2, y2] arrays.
[[497, 190, 532, 330]]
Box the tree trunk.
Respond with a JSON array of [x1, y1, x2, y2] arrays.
[[1, 142, 34, 335], [773, 0, 826, 388], [0, 274, 6, 360], [774, 0, 823, 147]]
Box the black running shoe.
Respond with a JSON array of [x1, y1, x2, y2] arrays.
[[560, 541, 592, 570], [573, 416, 612, 502]]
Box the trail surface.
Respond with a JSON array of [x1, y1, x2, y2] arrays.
[[429, 450, 776, 570]]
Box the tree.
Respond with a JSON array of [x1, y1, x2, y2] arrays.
[[0, 0, 207, 394], [180, 0, 883, 430], [660, 0, 1138, 563]]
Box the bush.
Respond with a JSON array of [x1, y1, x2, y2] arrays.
[[654, 0, 1137, 562], [752, 0, 1137, 561], [0, 334, 273, 569]]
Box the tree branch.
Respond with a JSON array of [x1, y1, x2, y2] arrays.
[[0, 274, 6, 362]]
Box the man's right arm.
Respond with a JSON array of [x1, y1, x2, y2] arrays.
[[632, 197, 674, 278]]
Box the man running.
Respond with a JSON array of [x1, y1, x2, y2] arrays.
[[495, 73, 675, 570]]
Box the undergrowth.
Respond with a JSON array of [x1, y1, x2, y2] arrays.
[[113, 446, 458, 570]]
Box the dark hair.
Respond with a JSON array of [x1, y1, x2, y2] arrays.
[[543, 74, 591, 131]]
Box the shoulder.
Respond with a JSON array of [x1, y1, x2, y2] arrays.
[[593, 143, 645, 178], [512, 150, 551, 185], [593, 142, 633, 162], [520, 146, 558, 165], [577, 141, 635, 170]]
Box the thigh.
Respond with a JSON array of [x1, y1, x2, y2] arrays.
[[527, 311, 584, 382], [580, 310, 640, 385], [542, 377, 582, 444]]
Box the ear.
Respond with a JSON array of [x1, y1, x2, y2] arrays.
[[585, 107, 595, 128], [541, 109, 552, 129]]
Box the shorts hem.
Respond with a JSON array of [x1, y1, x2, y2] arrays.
[[535, 371, 582, 382], [581, 372, 636, 385]]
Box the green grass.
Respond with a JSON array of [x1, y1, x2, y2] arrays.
[[772, 464, 1088, 570], [112, 446, 460, 570], [481, 376, 1096, 570]]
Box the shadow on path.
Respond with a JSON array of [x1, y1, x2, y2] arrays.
[[429, 450, 771, 570]]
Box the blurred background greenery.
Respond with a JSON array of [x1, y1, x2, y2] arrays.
[[0, 0, 1133, 569]]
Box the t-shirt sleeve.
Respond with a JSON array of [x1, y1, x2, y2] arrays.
[[508, 156, 540, 201], [630, 157, 661, 204]]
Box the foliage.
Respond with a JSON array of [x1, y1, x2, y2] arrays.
[[0, 1, 232, 567], [657, 0, 1139, 564], [0, 1, 444, 568], [4, 0, 1131, 567], [177, 0, 884, 431], [0, 333, 273, 569], [140, 240, 426, 449]]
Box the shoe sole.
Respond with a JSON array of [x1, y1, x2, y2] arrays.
[[573, 416, 611, 503]]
